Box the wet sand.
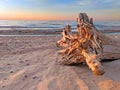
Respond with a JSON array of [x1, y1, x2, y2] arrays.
[[0, 29, 120, 35], [0, 34, 120, 90]]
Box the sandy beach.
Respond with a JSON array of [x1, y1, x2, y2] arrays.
[[0, 0, 120, 89], [0, 33, 120, 90]]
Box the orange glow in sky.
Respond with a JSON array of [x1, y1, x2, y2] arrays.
[[0, 0, 120, 21]]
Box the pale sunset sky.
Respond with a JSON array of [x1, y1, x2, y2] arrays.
[[0, 0, 120, 21]]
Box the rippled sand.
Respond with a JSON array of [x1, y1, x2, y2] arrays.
[[0, 35, 120, 90]]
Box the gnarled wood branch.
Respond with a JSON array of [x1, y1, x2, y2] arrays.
[[57, 13, 120, 75]]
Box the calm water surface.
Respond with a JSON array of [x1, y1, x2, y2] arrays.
[[0, 20, 120, 30]]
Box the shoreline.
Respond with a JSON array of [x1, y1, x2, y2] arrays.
[[0, 29, 120, 36], [0, 34, 60, 37]]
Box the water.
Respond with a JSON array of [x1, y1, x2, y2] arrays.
[[0, 20, 76, 31], [95, 21, 120, 30], [0, 20, 120, 31]]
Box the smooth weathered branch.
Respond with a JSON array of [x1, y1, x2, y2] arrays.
[[57, 13, 120, 75]]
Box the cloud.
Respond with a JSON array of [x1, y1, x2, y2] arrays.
[[74, 0, 120, 7], [104, 0, 115, 3], [25, 0, 48, 2], [77, 0, 92, 6]]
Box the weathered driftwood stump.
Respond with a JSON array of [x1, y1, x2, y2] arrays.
[[57, 13, 109, 75]]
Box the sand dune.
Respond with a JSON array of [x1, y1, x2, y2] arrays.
[[0, 35, 120, 90]]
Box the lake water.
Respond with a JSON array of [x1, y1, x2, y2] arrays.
[[0, 20, 120, 31]]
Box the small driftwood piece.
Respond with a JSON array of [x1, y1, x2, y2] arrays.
[[57, 13, 107, 75]]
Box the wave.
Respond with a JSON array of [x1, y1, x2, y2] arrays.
[[0, 20, 120, 31]]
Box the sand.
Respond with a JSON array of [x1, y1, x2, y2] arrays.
[[0, 35, 120, 90]]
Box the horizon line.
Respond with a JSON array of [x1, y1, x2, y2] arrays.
[[0, 18, 120, 21]]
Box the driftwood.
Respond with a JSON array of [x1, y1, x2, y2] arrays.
[[57, 13, 120, 75]]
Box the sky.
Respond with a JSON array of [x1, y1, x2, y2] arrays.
[[0, 0, 120, 21]]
